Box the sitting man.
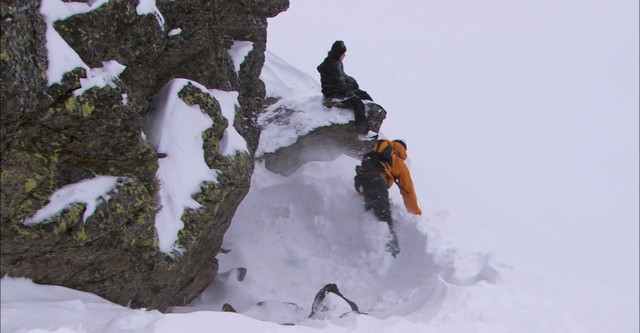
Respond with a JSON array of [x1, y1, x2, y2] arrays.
[[317, 40, 373, 135]]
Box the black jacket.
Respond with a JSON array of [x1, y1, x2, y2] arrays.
[[317, 56, 359, 98]]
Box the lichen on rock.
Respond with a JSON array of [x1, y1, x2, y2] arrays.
[[1, 0, 290, 311]]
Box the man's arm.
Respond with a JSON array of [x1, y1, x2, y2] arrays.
[[393, 161, 422, 215]]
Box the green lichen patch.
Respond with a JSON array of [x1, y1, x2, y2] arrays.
[[75, 227, 89, 242], [50, 204, 85, 235], [0, 49, 10, 62], [178, 83, 227, 127], [0, 148, 58, 224], [81, 102, 95, 117], [24, 179, 37, 193]]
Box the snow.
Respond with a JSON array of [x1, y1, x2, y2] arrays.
[[208, 41, 252, 156], [40, 0, 96, 86], [4, 157, 631, 332], [261, 50, 320, 99], [309, 292, 354, 320], [228, 41, 253, 74], [208, 90, 248, 156], [39, 0, 128, 96], [256, 51, 355, 156], [136, 0, 165, 29], [268, 0, 639, 329], [167, 28, 182, 37], [74, 60, 126, 96], [143, 79, 220, 254], [141, 79, 249, 253], [23, 176, 121, 225], [174, 157, 628, 332], [3, 1, 638, 333]]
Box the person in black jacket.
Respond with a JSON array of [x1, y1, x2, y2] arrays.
[[317, 41, 373, 134]]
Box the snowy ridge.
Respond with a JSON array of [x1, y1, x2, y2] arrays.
[[4, 155, 624, 332], [198, 157, 623, 331], [185, 156, 448, 321]]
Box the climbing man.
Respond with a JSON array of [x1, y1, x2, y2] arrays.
[[317, 40, 373, 135], [354, 139, 422, 257]]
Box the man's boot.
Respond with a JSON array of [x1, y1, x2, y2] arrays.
[[386, 228, 400, 258]]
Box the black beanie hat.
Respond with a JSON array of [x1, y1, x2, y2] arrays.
[[329, 40, 347, 58]]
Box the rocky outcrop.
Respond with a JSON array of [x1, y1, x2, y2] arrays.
[[1, 0, 288, 311], [309, 283, 361, 319], [261, 102, 387, 176]]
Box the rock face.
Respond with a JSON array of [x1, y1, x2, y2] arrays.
[[1, 0, 288, 311], [262, 102, 387, 176]]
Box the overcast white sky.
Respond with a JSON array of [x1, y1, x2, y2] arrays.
[[266, 0, 639, 304]]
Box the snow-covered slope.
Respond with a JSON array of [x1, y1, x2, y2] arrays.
[[2, 49, 635, 333], [1, 155, 629, 332]]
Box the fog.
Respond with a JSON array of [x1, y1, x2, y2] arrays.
[[267, 0, 639, 306]]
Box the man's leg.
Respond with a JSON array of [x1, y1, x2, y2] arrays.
[[364, 178, 400, 257], [340, 97, 369, 134], [372, 188, 400, 257], [372, 193, 392, 225], [354, 89, 373, 101]]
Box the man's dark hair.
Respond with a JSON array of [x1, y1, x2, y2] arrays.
[[393, 140, 407, 150]]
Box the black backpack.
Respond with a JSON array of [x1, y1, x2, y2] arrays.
[[372, 140, 394, 167], [355, 140, 394, 175]]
